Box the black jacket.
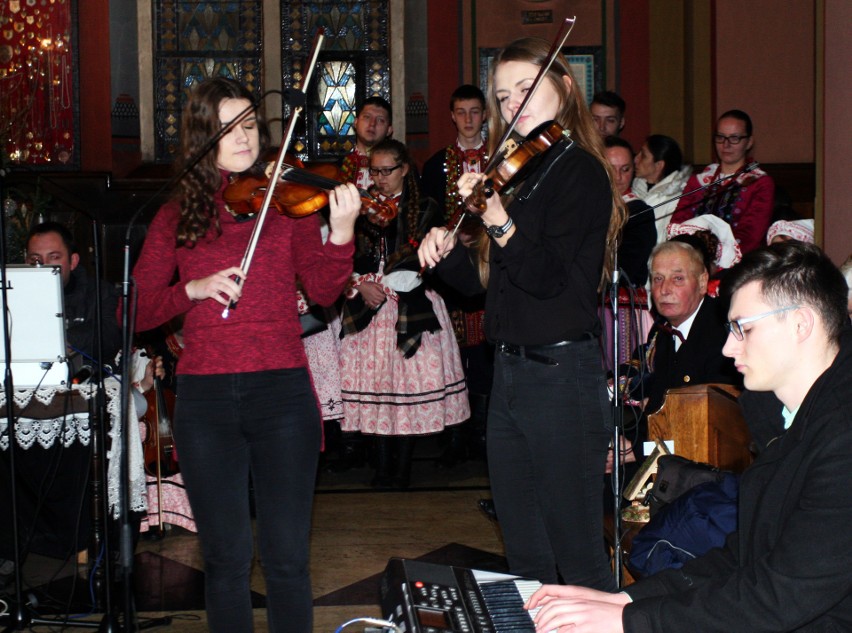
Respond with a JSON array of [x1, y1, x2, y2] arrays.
[[624, 327, 852, 632]]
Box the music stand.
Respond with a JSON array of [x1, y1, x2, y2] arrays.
[[0, 265, 69, 389], [0, 262, 103, 629]]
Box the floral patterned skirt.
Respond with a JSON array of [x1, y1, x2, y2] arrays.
[[339, 290, 470, 435], [303, 310, 345, 421]]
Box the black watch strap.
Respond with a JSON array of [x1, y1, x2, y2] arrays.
[[485, 217, 514, 239]]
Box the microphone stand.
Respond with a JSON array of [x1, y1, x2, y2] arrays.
[[608, 250, 624, 587], [602, 162, 761, 587], [0, 156, 29, 632], [0, 174, 148, 631], [0, 164, 180, 631]]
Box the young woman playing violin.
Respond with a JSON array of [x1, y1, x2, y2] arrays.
[[338, 138, 469, 489], [419, 38, 626, 589], [131, 77, 360, 632]]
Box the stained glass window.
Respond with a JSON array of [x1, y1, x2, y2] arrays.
[[281, 1, 390, 160], [153, 1, 263, 162], [317, 60, 357, 140]]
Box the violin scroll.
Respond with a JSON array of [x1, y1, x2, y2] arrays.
[[361, 185, 399, 227]]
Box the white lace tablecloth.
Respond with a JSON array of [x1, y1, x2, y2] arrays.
[[0, 379, 146, 517]]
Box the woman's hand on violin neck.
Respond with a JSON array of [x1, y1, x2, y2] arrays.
[[327, 182, 360, 245], [184, 266, 246, 306], [139, 355, 165, 393], [456, 172, 487, 199], [418, 227, 458, 270], [456, 173, 507, 225], [153, 356, 165, 380]]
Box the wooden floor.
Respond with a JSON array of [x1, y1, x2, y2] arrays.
[[137, 488, 503, 632], [4, 436, 504, 632]]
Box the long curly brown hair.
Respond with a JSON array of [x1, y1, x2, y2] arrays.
[[476, 37, 627, 290], [174, 78, 270, 247]]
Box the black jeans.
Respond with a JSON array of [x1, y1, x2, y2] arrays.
[[487, 338, 616, 590], [175, 368, 321, 633]]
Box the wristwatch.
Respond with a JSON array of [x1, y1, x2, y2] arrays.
[[484, 217, 514, 239]]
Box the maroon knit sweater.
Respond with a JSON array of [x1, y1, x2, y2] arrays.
[[131, 180, 354, 375]]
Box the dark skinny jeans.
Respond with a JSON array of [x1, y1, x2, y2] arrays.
[[174, 368, 321, 633], [487, 338, 617, 590]]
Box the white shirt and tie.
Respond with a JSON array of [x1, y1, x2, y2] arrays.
[[670, 298, 704, 352]]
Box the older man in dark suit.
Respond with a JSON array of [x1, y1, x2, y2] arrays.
[[610, 241, 740, 473], [643, 240, 741, 415]]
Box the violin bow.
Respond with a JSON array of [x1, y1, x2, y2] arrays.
[[634, 161, 761, 223], [223, 28, 326, 318]]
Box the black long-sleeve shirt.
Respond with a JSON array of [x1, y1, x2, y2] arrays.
[[436, 140, 612, 345]]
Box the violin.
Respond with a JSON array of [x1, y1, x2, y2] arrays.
[[141, 375, 179, 478], [464, 120, 568, 212], [223, 157, 399, 227]]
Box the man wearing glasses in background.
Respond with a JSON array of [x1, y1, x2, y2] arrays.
[[527, 241, 852, 633], [671, 109, 775, 255]]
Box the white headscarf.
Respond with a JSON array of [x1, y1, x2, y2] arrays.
[[766, 219, 815, 245], [666, 215, 742, 269]]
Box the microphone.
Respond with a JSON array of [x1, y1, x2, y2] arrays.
[[278, 88, 305, 110]]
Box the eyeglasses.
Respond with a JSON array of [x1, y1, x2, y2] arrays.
[[368, 164, 403, 177], [713, 134, 751, 146], [725, 305, 800, 341]]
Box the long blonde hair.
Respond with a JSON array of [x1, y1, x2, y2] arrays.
[[476, 37, 626, 289]]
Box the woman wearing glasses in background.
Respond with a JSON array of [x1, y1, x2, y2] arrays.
[[338, 138, 469, 489], [671, 109, 775, 254]]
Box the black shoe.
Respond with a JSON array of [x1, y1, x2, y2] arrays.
[[392, 437, 415, 490], [371, 436, 394, 488], [436, 425, 469, 469], [326, 441, 365, 473], [478, 498, 498, 522]]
